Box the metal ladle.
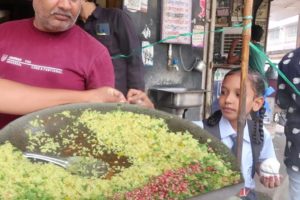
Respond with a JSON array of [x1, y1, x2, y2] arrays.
[[24, 152, 109, 178]]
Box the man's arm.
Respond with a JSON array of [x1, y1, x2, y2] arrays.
[[227, 39, 241, 64], [0, 79, 126, 115]]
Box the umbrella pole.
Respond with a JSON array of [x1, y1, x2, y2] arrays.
[[236, 0, 254, 168]]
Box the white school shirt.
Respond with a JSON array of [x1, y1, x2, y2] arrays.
[[193, 116, 277, 189]]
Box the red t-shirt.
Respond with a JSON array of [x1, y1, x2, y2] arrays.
[[0, 18, 115, 128]]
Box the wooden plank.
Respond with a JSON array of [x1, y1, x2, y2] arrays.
[[236, 0, 253, 168]]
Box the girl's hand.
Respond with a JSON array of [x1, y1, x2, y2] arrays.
[[259, 174, 282, 188], [127, 89, 154, 109], [258, 158, 281, 188]]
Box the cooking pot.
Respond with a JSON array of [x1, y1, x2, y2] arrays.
[[0, 103, 242, 199]]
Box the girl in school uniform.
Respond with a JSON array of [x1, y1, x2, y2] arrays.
[[194, 67, 281, 200]]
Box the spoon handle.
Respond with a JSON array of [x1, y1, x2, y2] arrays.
[[23, 153, 68, 168]]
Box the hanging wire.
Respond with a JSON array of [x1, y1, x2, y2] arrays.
[[111, 20, 299, 95], [250, 42, 300, 96], [179, 45, 194, 72]]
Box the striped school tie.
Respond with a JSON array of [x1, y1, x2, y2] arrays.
[[230, 134, 237, 155]]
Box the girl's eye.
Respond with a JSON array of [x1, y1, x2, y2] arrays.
[[235, 92, 240, 97]]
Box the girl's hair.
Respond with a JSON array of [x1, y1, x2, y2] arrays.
[[206, 67, 267, 144]]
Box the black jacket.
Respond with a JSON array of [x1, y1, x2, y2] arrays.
[[78, 7, 145, 95], [276, 47, 300, 170]]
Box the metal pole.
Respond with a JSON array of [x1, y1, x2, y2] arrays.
[[236, 0, 253, 168], [297, 14, 300, 48], [204, 0, 217, 119]]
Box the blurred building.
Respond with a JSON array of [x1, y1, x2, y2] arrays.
[[267, 15, 299, 63]]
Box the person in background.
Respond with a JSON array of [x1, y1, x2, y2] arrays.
[[194, 68, 281, 200], [78, 0, 145, 95], [276, 47, 300, 200], [0, 0, 153, 128], [227, 25, 266, 77], [0, 79, 126, 115]]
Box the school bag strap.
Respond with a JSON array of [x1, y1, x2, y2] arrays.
[[202, 118, 221, 139], [202, 119, 264, 178], [247, 120, 264, 177]]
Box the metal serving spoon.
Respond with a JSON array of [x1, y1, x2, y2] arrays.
[[24, 152, 109, 178]]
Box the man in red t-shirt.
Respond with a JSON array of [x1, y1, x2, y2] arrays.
[[0, 0, 153, 128]]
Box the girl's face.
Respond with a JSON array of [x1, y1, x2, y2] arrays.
[[218, 72, 264, 124]]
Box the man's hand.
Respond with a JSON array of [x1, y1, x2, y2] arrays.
[[84, 87, 154, 109], [231, 38, 241, 47], [227, 38, 241, 64], [127, 89, 154, 109], [85, 87, 127, 103]]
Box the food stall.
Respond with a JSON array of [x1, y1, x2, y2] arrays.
[[0, 0, 278, 199], [0, 103, 243, 199]]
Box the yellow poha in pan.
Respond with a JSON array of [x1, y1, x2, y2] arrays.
[[0, 110, 240, 199]]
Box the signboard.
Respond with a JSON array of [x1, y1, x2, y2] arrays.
[[198, 0, 206, 18], [161, 0, 192, 44], [124, 0, 142, 11], [124, 0, 149, 13], [216, 0, 231, 27], [192, 25, 205, 47]]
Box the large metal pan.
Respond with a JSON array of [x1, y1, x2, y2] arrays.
[[0, 103, 242, 199]]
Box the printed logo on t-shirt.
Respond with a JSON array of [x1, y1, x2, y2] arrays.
[[1, 54, 63, 74], [1, 54, 8, 62]]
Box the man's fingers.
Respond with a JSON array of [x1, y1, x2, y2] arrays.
[[102, 87, 126, 103], [112, 89, 126, 102], [126, 89, 154, 108], [126, 89, 139, 99]]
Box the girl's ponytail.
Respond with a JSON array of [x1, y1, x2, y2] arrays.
[[253, 106, 266, 144], [206, 110, 222, 126]]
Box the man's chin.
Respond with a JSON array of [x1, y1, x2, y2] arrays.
[[47, 19, 75, 31], [48, 24, 73, 32]]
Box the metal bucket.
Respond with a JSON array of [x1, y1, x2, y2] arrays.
[[0, 103, 242, 199]]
